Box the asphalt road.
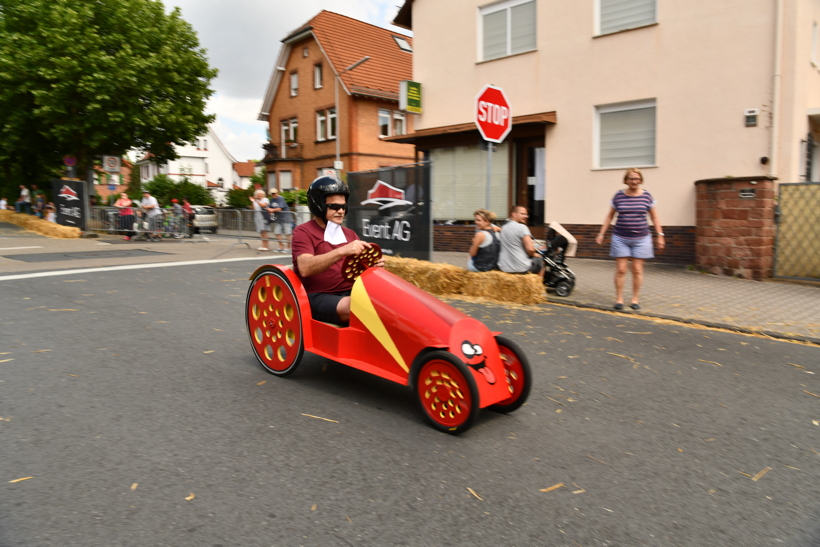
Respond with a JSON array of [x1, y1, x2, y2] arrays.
[[1, 260, 819, 547]]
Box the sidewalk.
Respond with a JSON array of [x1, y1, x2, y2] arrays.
[[433, 251, 820, 344]]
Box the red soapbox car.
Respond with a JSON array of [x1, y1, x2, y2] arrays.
[[245, 248, 531, 434]]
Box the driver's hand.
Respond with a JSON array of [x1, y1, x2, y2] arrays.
[[341, 239, 371, 257]]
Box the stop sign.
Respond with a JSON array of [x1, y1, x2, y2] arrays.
[[475, 85, 512, 143]]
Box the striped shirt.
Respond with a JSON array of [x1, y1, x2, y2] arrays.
[[611, 190, 656, 239]]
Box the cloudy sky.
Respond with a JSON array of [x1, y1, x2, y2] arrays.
[[166, 0, 410, 162]]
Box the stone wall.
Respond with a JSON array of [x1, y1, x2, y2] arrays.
[[694, 176, 777, 279]]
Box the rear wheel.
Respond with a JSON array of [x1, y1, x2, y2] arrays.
[[246, 269, 304, 376], [488, 336, 532, 413], [414, 351, 479, 434]]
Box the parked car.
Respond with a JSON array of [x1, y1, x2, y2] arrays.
[[192, 206, 217, 234]]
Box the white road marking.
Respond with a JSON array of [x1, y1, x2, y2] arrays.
[[0, 256, 291, 282], [0, 246, 44, 251]]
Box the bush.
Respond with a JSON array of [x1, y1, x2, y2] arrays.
[[142, 174, 214, 206], [226, 187, 255, 209], [281, 189, 307, 207]]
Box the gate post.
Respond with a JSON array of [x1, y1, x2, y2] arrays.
[[694, 176, 777, 279]]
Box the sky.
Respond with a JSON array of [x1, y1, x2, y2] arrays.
[[166, 0, 410, 163]]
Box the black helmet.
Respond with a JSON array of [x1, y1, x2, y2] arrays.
[[307, 176, 349, 218]]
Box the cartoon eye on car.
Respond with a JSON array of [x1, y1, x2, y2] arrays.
[[245, 250, 532, 435]]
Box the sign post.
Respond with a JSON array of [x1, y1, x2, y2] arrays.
[[475, 85, 512, 210]]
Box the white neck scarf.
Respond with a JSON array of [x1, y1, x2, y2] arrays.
[[324, 221, 347, 244]]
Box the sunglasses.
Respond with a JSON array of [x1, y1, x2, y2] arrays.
[[326, 203, 347, 211]]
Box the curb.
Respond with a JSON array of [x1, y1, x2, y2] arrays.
[[546, 297, 820, 346]]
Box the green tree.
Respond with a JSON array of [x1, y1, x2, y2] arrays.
[[0, 0, 217, 191], [226, 187, 254, 209], [142, 174, 213, 206]]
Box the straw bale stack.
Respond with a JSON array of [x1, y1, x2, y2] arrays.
[[0, 209, 81, 238], [384, 256, 545, 305]]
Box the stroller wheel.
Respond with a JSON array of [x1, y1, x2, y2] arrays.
[[554, 280, 573, 297]]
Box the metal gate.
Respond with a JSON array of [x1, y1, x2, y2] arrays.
[[774, 182, 820, 280]]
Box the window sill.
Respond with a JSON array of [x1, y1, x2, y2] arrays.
[[592, 165, 657, 171], [476, 48, 536, 65], [594, 22, 658, 39], [313, 138, 336, 144]]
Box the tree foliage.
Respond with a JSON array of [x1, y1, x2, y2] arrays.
[[0, 0, 217, 195], [143, 174, 214, 206], [225, 187, 254, 209]]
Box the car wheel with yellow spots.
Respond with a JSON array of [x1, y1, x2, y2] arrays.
[[246, 268, 304, 376], [487, 336, 532, 413], [413, 351, 479, 435]]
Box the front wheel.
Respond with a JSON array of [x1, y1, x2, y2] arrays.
[[246, 268, 304, 376], [554, 280, 573, 297], [414, 351, 479, 435], [488, 336, 532, 413]]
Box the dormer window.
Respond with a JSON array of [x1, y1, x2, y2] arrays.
[[393, 35, 412, 52]]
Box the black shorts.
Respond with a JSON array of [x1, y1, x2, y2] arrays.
[[510, 256, 542, 274], [307, 290, 351, 324]]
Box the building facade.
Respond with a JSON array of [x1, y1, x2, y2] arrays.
[[134, 126, 238, 204], [392, 0, 820, 261], [258, 10, 417, 190]]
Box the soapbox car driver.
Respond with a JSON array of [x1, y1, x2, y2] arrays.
[[291, 176, 384, 325]]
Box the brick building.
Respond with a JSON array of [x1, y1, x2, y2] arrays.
[[258, 10, 417, 190]]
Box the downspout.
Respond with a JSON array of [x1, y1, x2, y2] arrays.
[[768, 0, 784, 177]]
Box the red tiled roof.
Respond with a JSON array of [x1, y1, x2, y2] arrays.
[[207, 181, 221, 188], [234, 161, 257, 178], [301, 11, 412, 100]]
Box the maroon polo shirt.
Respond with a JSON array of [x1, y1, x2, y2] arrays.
[[291, 219, 358, 294]]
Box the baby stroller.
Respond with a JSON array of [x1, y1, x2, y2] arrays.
[[536, 221, 577, 297]]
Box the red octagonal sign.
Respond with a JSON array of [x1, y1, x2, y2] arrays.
[[475, 84, 512, 144]]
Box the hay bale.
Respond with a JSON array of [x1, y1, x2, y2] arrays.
[[384, 256, 545, 306], [0, 209, 81, 238]]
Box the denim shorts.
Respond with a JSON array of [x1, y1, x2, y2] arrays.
[[610, 233, 654, 259]]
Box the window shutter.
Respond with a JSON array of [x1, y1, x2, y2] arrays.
[[431, 145, 509, 220], [600, 107, 656, 168], [600, 0, 656, 35], [510, 1, 536, 54], [483, 10, 507, 61]]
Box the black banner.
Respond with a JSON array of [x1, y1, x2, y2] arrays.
[[346, 162, 431, 261], [51, 179, 86, 230]]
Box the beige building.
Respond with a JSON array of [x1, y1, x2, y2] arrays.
[[391, 0, 820, 261]]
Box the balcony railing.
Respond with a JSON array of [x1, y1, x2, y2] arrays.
[[262, 142, 304, 161]]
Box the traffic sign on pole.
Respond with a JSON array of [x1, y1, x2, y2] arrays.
[[475, 85, 512, 143]]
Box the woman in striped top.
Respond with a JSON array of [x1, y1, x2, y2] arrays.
[[595, 168, 665, 311]]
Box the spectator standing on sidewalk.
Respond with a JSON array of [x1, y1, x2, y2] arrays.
[[595, 167, 665, 311], [33, 192, 45, 218], [182, 197, 194, 236], [114, 192, 135, 240], [140, 190, 162, 237], [15, 185, 31, 214], [268, 188, 292, 253], [250, 189, 271, 251], [498, 205, 544, 276]]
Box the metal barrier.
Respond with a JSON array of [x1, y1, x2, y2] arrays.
[[88, 206, 301, 249]]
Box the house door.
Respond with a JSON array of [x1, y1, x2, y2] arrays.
[[515, 140, 545, 238]]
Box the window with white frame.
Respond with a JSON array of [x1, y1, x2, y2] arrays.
[[480, 0, 536, 62], [315, 109, 336, 141], [597, 0, 656, 36], [281, 118, 298, 143], [596, 99, 656, 168], [290, 72, 298, 96], [316, 110, 326, 141], [314, 64, 323, 88], [327, 108, 336, 139], [267, 171, 277, 190], [378, 109, 391, 137], [203, 139, 208, 150], [279, 170, 293, 189], [393, 111, 406, 136]]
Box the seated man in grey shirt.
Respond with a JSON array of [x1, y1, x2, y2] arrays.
[[498, 205, 544, 276]]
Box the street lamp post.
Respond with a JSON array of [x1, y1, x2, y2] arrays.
[[334, 56, 370, 177]]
